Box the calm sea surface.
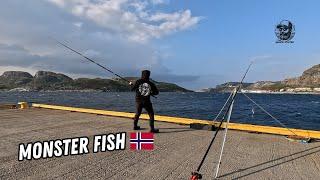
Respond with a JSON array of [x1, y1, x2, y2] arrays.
[[0, 92, 319, 130]]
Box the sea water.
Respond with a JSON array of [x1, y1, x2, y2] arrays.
[[0, 92, 319, 130]]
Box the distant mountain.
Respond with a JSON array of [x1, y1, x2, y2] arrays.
[[245, 81, 284, 91], [283, 64, 320, 87], [201, 82, 253, 92], [112, 77, 191, 92], [30, 71, 74, 91], [246, 64, 320, 91], [0, 71, 33, 88], [0, 71, 192, 92], [204, 64, 320, 93]]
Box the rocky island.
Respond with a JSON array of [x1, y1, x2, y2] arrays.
[[203, 64, 320, 94], [0, 71, 192, 92]]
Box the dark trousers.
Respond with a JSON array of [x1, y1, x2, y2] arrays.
[[134, 101, 155, 130]]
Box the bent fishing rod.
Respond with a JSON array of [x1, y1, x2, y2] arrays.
[[50, 37, 129, 83], [191, 61, 253, 180], [50, 37, 157, 98]]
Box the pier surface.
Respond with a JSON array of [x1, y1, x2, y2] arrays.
[[0, 108, 320, 179]]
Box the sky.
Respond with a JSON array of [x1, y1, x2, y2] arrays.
[[0, 0, 319, 90]]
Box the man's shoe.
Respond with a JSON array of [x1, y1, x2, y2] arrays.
[[150, 128, 159, 133], [134, 126, 141, 130]]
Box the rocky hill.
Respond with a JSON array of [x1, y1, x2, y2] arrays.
[[283, 64, 320, 87], [0, 71, 192, 92], [201, 82, 253, 92], [0, 71, 33, 88], [206, 64, 320, 93], [250, 64, 320, 91]]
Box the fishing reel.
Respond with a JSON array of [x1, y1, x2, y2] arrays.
[[191, 172, 202, 180]]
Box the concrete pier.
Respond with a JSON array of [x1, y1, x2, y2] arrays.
[[0, 108, 320, 179]]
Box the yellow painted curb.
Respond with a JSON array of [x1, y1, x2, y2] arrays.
[[31, 103, 320, 139]]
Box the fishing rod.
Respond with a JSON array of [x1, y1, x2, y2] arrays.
[[50, 37, 130, 83], [214, 88, 236, 178], [50, 37, 157, 98], [191, 61, 253, 180]]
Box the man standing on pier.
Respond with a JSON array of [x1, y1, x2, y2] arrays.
[[130, 70, 159, 133]]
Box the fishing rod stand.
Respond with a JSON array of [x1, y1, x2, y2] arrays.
[[190, 88, 237, 180]]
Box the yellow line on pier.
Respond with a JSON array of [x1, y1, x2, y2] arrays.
[[31, 103, 320, 139]]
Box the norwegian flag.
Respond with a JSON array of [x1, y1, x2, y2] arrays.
[[130, 132, 154, 150]]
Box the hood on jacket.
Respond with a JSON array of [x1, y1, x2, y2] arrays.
[[141, 70, 150, 80]]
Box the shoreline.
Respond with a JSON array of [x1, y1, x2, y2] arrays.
[[1, 89, 320, 94], [198, 91, 320, 95], [240, 91, 320, 95]]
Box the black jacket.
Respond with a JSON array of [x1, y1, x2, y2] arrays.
[[131, 70, 159, 103]]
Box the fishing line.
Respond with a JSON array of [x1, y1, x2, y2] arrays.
[[241, 92, 299, 136], [213, 92, 233, 121]]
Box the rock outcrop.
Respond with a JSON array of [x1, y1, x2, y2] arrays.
[[0, 70, 191, 92], [1, 71, 33, 79], [207, 64, 320, 92], [283, 64, 320, 87], [31, 71, 74, 90], [0, 71, 33, 87], [202, 82, 253, 92]]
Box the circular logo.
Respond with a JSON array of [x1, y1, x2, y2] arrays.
[[275, 20, 295, 42], [138, 83, 151, 96]]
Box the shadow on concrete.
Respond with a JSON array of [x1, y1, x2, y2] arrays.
[[160, 127, 190, 130], [159, 127, 197, 134], [218, 145, 320, 179]]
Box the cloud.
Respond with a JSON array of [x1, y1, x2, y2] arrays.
[[250, 55, 272, 63], [47, 0, 65, 7], [150, 0, 169, 5], [0, 0, 202, 90], [73, 22, 83, 28], [153, 73, 199, 83], [0, 44, 43, 67], [0, 41, 160, 78], [46, 0, 201, 43]]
